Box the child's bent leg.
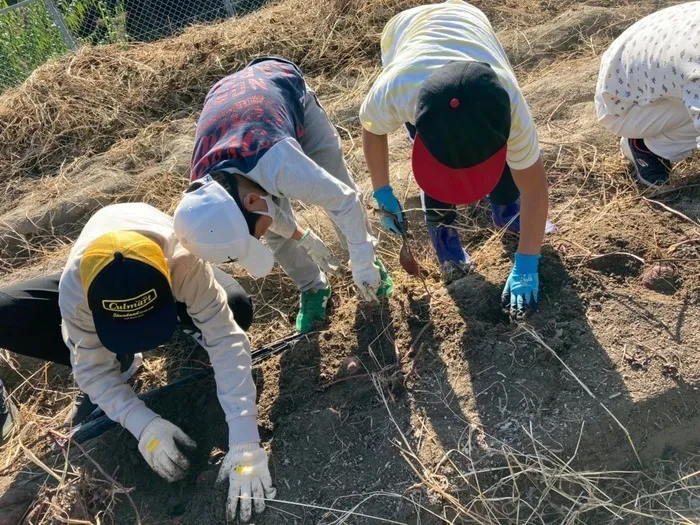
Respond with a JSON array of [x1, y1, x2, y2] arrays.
[[300, 88, 373, 253], [643, 116, 698, 163], [177, 267, 254, 334], [263, 196, 328, 293], [0, 274, 69, 366]]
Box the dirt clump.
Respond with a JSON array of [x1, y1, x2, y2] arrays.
[[642, 264, 679, 294]]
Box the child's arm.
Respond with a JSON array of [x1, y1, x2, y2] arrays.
[[362, 129, 391, 190], [511, 156, 549, 256]]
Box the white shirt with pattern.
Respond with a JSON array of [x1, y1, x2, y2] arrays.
[[596, 2, 700, 149]]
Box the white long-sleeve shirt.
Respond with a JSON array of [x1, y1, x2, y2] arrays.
[[248, 137, 373, 248], [190, 58, 373, 250], [59, 203, 259, 446]]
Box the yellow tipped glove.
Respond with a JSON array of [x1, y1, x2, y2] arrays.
[[138, 417, 196, 482], [217, 442, 276, 522]]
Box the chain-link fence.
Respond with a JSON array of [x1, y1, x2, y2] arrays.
[[0, 0, 266, 92], [0, 0, 74, 90]]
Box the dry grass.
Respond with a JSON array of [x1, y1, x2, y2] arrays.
[[14, 423, 140, 525], [0, 0, 422, 181], [352, 339, 700, 525], [0, 0, 645, 182]]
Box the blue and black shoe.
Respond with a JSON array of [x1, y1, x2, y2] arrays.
[[427, 224, 473, 282], [622, 138, 672, 188], [489, 198, 557, 235], [490, 199, 521, 233]]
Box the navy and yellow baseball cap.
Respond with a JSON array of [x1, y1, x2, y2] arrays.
[[79, 231, 177, 354], [412, 61, 512, 205]]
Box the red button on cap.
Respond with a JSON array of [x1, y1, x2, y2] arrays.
[[450, 98, 460, 108]]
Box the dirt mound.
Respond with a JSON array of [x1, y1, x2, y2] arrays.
[[0, 0, 649, 183], [501, 5, 641, 67], [0, 119, 194, 271]]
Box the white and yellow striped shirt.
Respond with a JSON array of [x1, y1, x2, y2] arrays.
[[360, 0, 540, 170]]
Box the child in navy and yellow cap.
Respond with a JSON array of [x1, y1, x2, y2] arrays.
[[0, 202, 275, 523]]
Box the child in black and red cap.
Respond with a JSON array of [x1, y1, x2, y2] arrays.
[[360, 0, 555, 319]]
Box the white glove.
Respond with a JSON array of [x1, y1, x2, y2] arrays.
[[348, 242, 381, 302], [216, 442, 276, 522], [297, 228, 343, 277], [138, 417, 196, 482]]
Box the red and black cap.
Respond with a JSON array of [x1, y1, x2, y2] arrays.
[[412, 61, 511, 205]]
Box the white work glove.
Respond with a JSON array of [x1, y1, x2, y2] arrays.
[[138, 417, 196, 482], [297, 228, 343, 277], [216, 442, 276, 522], [348, 241, 381, 302]]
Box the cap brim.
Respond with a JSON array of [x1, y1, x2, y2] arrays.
[[411, 136, 507, 205], [236, 237, 275, 279], [94, 299, 177, 355]]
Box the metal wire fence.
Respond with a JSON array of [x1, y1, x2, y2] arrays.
[[0, 0, 267, 92]]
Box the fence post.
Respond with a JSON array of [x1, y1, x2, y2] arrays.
[[42, 0, 77, 51], [222, 0, 237, 16]]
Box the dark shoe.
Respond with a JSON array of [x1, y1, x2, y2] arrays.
[[0, 379, 18, 443], [489, 199, 521, 233], [440, 260, 472, 284], [427, 224, 472, 264], [427, 224, 473, 282], [63, 353, 142, 427], [622, 138, 672, 188], [489, 198, 558, 234]]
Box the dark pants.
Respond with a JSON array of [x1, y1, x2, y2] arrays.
[[404, 122, 520, 227], [0, 268, 253, 367], [422, 165, 520, 226]]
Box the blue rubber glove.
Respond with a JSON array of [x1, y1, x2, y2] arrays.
[[373, 185, 406, 235], [501, 253, 541, 320]]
